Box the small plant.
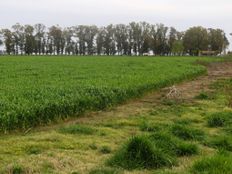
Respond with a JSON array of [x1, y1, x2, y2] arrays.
[[171, 124, 205, 141], [100, 146, 111, 154], [108, 136, 175, 169], [207, 112, 232, 127], [191, 152, 232, 174], [59, 124, 95, 135]]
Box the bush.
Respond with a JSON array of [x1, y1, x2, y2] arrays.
[[108, 136, 175, 169], [171, 124, 205, 141], [207, 112, 232, 127], [58, 124, 95, 135], [191, 152, 232, 174]]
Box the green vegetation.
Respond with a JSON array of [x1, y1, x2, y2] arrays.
[[207, 112, 232, 127], [171, 124, 205, 141], [108, 136, 175, 169], [59, 124, 96, 135], [1, 57, 232, 173], [191, 152, 232, 174], [0, 56, 207, 131], [89, 167, 121, 174], [206, 136, 232, 151]]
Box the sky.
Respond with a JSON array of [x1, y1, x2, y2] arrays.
[[0, 0, 232, 50]]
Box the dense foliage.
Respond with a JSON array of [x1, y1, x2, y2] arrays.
[[0, 22, 229, 56], [0, 56, 206, 131]]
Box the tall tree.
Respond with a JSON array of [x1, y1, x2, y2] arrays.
[[48, 25, 63, 55], [2, 29, 14, 55], [183, 26, 208, 55], [96, 27, 106, 55], [12, 23, 25, 55], [24, 25, 35, 55], [34, 23, 46, 55]]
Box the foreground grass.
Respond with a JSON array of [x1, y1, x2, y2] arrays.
[[0, 56, 208, 131]]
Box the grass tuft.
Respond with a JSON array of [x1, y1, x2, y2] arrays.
[[108, 136, 175, 169], [89, 167, 121, 174], [171, 124, 205, 141], [99, 146, 111, 154], [195, 92, 210, 100], [58, 124, 95, 135], [149, 132, 198, 156], [191, 152, 232, 174], [24, 145, 43, 155], [206, 136, 232, 151], [207, 112, 232, 127]]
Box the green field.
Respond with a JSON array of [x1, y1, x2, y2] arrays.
[[0, 56, 207, 131]]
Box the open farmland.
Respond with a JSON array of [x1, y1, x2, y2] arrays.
[[0, 57, 232, 174], [0, 56, 207, 131]]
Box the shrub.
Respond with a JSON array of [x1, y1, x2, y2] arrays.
[[191, 152, 232, 174], [58, 124, 95, 135], [108, 136, 175, 169], [207, 112, 232, 127], [171, 124, 205, 141]]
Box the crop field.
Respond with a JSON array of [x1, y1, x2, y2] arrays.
[[0, 56, 207, 131]]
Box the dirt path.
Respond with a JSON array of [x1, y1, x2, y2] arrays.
[[65, 61, 232, 126]]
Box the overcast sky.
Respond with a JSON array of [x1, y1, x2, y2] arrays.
[[0, 0, 232, 49]]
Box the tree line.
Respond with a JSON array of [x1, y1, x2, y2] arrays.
[[0, 22, 229, 56]]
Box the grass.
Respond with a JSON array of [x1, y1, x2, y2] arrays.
[[207, 112, 232, 127], [99, 146, 112, 154], [58, 124, 96, 135], [205, 136, 232, 151], [195, 92, 211, 100], [191, 152, 232, 174], [89, 167, 121, 174], [108, 136, 176, 169], [149, 132, 198, 157], [171, 124, 205, 141], [0, 57, 230, 173], [0, 56, 207, 131]]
